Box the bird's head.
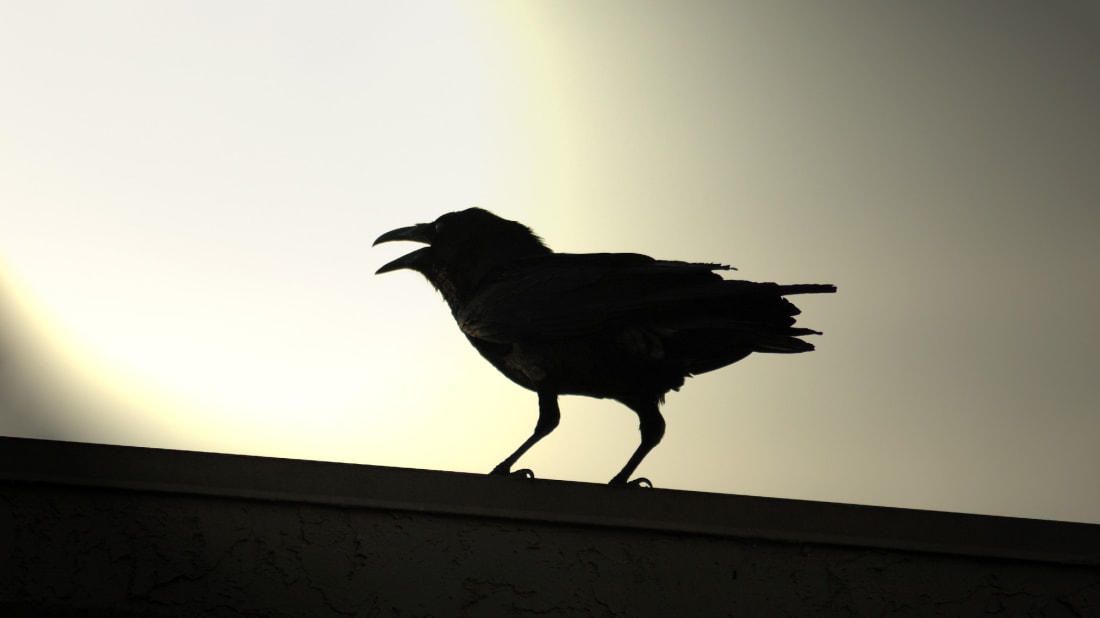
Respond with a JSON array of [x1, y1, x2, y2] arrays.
[[374, 207, 550, 306]]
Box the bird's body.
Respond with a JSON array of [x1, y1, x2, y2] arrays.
[[375, 208, 835, 485]]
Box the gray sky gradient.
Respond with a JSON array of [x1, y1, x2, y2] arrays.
[[2, 2, 1098, 523]]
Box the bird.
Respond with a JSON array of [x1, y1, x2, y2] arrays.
[[374, 207, 835, 486]]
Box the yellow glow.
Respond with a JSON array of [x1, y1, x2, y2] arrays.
[[0, 2, 526, 462], [1, 257, 212, 450]]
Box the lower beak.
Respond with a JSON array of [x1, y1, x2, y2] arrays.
[[376, 246, 431, 274]]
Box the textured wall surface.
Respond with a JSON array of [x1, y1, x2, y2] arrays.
[[2, 438, 1099, 617]]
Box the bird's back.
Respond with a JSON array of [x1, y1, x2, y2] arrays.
[[457, 252, 834, 400]]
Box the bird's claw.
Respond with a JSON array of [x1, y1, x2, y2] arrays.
[[608, 476, 654, 488], [490, 467, 535, 480]]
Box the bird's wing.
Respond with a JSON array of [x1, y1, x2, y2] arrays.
[[456, 252, 752, 343]]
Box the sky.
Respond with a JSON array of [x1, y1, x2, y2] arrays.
[[2, 1, 1098, 524]]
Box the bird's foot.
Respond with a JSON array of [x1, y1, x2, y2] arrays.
[[608, 476, 654, 488], [490, 466, 535, 480]]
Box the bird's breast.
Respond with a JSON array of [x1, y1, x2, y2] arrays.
[[504, 345, 547, 384], [614, 327, 666, 360], [466, 336, 547, 390]]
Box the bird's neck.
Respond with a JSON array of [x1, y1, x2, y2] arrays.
[[430, 244, 550, 311]]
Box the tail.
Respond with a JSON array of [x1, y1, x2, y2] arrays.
[[670, 280, 836, 373], [757, 282, 835, 352], [777, 283, 837, 296]]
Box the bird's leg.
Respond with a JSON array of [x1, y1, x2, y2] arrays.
[[609, 400, 666, 486], [490, 390, 560, 478]]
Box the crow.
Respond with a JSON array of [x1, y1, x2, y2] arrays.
[[374, 208, 835, 486]]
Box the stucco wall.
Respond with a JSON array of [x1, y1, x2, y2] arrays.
[[2, 438, 1098, 616]]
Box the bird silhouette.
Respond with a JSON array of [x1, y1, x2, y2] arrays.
[[375, 208, 835, 486]]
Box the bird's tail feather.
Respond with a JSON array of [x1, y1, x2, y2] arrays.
[[776, 283, 837, 296]]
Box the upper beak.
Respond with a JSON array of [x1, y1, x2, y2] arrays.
[[373, 222, 435, 274], [373, 222, 434, 247]]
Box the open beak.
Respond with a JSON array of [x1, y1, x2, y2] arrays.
[[373, 222, 435, 274]]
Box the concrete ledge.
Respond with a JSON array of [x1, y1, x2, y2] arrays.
[[2, 436, 1097, 566], [3, 436, 1099, 616]]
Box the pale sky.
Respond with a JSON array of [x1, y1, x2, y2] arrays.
[[2, 1, 1098, 524]]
